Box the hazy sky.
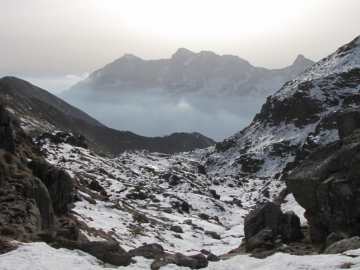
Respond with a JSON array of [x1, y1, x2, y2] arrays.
[[1, 0, 360, 73]]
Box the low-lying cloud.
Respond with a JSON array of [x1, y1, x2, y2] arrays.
[[66, 92, 265, 142]]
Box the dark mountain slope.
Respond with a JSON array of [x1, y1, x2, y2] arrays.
[[0, 77, 215, 155], [0, 76, 103, 127]]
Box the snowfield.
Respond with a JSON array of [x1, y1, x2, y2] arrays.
[[2, 241, 360, 269]]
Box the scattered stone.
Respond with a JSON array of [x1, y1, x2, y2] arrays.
[[198, 213, 210, 220], [205, 230, 221, 240], [133, 213, 149, 223], [183, 219, 192, 225], [209, 189, 220, 199], [207, 252, 220, 262], [128, 243, 165, 259], [170, 225, 184, 233], [340, 262, 354, 269], [189, 253, 208, 269]]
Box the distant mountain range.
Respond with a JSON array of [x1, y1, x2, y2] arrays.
[[59, 49, 315, 141], [0, 76, 215, 155], [61, 48, 314, 100]]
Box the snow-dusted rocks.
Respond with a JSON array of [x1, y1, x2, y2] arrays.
[[208, 35, 360, 179]]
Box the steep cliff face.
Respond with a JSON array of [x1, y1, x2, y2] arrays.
[[206, 35, 360, 179], [286, 109, 360, 242]]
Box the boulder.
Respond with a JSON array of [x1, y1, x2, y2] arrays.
[[128, 243, 165, 259], [79, 241, 131, 266], [189, 253, 208, 269], [151, 252, 198, 270], [326, 231, 348, 246], [205, 230, 221, 240], [246, 227, 274, 252], [281, 211, 304, 243], [133, 213, 149, 223], [170, 225, 184, 233], [244, 202, 283, 244], [207, 252, 220, 262], [325, 236, 360, 254]]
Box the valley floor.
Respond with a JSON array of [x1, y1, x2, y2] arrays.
[[2, 241, 360, 269]]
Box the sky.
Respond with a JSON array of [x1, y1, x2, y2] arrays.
[[1, 0, 360, 74]]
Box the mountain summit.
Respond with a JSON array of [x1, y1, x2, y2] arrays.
[[61, 48, 314, 99]]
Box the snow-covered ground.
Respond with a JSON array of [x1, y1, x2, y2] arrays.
[[2, 241, 360, 269]]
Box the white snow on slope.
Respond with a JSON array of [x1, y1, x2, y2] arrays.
[[2, 242, 360, 270]]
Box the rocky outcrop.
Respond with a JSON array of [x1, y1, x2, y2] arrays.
[[286, 109, 360, 242], [14, 177, 55, 230], [205, 35, 360, 179], [244, 202, 303, 252], [0, 105, 15, 153], [29, 161, 74, 216]]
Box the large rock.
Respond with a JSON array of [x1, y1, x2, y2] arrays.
[[246, 227, 274, 252], [15, 177, 55, 230], [151, 252, 198, 270], [30, 161, 74, 215], [286, 109, 360, 242], [244, 201, 303, 251], [244, 202, 283, 246], [325, 236, 360, 254], [79, 241, 131, 266], [281, 211, 304, 244], [128, 243, 165, 259]]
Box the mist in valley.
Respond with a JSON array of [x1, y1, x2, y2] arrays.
[[62, 91, 265, 142]]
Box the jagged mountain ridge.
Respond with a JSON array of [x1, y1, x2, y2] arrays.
[[61, 48, 314, 99], [0, 77, 215, 155], [206, 35, 360, 179]]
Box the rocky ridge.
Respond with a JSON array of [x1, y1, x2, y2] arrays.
[[208, 35, 360, 179]]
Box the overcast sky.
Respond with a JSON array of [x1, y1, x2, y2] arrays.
[[1, 0, 360, 73]]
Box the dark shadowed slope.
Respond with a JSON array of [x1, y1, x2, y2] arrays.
[[0, 76, 215, 155]]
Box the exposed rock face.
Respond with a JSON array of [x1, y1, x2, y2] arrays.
[[0, 105, 15, 153], [286, 109, 360, 242], [244, 202, 303, 252], [30, 161, 74, 216], [14, 177, 55, 230]]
